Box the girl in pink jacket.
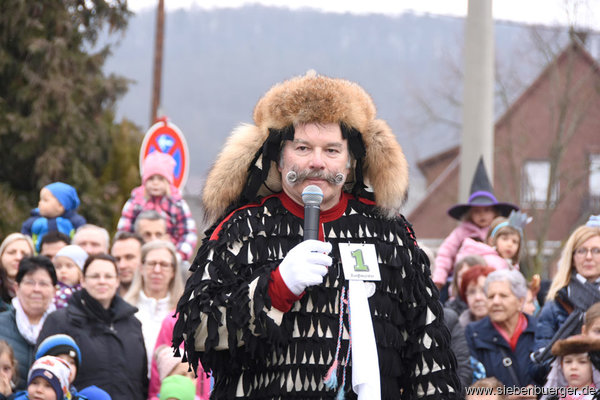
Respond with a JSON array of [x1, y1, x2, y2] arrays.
[[432, 158, 518, 288]]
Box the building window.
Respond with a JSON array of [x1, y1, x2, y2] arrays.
[[591, 155, 600, 196], [521, 160, 559, 209], [590, 154, 600, 211]]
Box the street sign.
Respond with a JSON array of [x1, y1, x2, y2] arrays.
[[140, 117, 190, 190]]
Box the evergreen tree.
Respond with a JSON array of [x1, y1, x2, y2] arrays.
[[0, 1, 142, 238]]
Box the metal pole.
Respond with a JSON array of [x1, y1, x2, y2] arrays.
[[460, 0, 495, 201], [150, 0, 165, 125]]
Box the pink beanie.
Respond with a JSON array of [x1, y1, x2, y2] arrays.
[[155, 345, 184, 381], [142, 152, 176, 184]]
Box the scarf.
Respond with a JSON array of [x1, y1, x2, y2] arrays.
[[533, 275, 600, 364], [492, 312, 527, 351], [12, 297, 56, 345], [79, 289, 114, 324], [349, 280, 381, 399]]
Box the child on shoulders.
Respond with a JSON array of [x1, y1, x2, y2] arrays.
[[117, 152, 197, 262], [433, 158, 518, 289]]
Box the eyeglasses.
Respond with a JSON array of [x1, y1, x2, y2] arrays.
[[20, 279, 53, 289], [144, 261, 173, 270], [574, 247, 600, 258], [84, 274, 117, 281]]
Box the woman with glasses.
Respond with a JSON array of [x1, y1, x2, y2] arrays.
[[123, 240, 183, 375], [37, 253, 148, 400], [0, 256, 56, 389], [533, 225, 600, 369]]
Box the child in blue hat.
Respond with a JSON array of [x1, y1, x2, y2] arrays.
[[21, 182, 86, 252]]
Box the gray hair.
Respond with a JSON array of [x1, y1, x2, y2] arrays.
[[134, 210, 167, 233], [484, 269, 527, 300]]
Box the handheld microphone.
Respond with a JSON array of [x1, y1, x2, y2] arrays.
[[301, 185, 323, 241]]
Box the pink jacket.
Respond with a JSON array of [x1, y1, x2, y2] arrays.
[[455, 238, 514, 271], [432, 221, 489, 285], [148, 313, 211, 400]]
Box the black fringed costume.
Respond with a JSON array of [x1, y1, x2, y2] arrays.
[[173, 191, 461, 399]]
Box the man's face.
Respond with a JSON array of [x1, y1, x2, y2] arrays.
[[111, 238, 142, 285], [136, 219, 168, 243], [278, 123, 350, 211], [74, 229, 107, 255], [40, 241, 68, 260]]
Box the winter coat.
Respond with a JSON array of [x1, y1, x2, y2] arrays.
[[116, 186, 197, 261], [433, 221, 489, 286], [21, 209, 86, 252], [445, 297, 468, 317], [444, 307, 472, 389], [465, 314, 541, 386], [148, 314, 211, 400], [455, 237, 516, 271], [37, 290, 148, 400], [0, 309, 34, 390], [534, 287, 571, 354]]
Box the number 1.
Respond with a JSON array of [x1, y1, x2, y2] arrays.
[[351, 249, 369, 272]]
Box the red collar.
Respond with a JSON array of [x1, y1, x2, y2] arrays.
[[492, 313, 528, 352], [278, 191, 349, 221]]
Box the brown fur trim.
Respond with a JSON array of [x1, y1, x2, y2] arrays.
[[202, 72, 409, 224], [362, 119, 409, 218], [551, 334, 600, 356], [253, 70, 376, 133]]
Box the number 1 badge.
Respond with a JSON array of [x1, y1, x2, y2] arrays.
[[338, 243, 381, 281]]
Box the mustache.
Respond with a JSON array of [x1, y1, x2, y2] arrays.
[[286, 168, 345, 185]]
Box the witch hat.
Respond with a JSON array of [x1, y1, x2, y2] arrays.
[[447, 157, 518, 220]]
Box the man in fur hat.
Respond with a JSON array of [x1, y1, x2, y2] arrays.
[[173, 72, 461, 399]]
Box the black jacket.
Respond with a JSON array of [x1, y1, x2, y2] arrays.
[[37, 290, 148, 400]]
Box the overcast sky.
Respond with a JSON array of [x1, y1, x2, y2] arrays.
[[127, 0, 599, 30]]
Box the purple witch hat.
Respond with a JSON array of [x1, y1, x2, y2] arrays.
[[447, 157, 519, 220]]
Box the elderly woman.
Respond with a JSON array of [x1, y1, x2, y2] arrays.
[[123, 240, 184, 374], [37, 254, 148, 400], [534, 225, 600, 361], [0, 256, 56, 389], [0, 234, 35, 304], [465, 269, 539, 386], [458, 265, 496, 328]]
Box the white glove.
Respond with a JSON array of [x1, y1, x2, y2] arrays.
[[278, 240, 333, 296]]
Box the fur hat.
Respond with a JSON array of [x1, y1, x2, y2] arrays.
[[142, 151, 176, 185], [28, 356, 71, 400], [45, 182, 80, 212], [551, 334, 600, 356], [202, 71, 409, 224]]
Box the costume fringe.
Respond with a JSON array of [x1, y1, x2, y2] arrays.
[[174, 195, 461, 399]]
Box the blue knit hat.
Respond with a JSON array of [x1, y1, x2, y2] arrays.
[[45, 182, 80, 212], [36, 334, 82, 371], [79, 385, 112, 400]]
